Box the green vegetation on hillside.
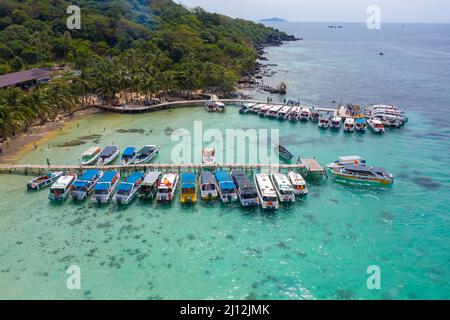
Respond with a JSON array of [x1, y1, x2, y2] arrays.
[[0, 0, 295, 138]]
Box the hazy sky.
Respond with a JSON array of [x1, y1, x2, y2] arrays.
[[177, 0, 450, 23]]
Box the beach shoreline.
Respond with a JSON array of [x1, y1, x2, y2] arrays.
[[0, 107, 103, 164]]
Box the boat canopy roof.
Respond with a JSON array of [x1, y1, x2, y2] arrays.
[[99, 146, 117, 157], [80, 169, 100, 181], [94, 182, 110, 191], [53, 175, 74, 186], [117, 182, 133, 192], [215, 171, 232, 183], [200, 172, 215, 184], [344, 164, 372, 172], [99, 171, 118, 183], [220, 181, 235, 190], [137, 145, 156, 154], [72, 180, 88, 188], [142, 172, 161, 185], [181, 173, 195, 183], [82, 147, 100, 157], [126, 172, 145, 184], [356, 118, 366, 124], [231, 171, 251, 187], [345, 118, 355, 123], [339, 155, 363, 162], [122, 147, 136, 157]]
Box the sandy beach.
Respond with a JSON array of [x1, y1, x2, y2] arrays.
[[0, 107, 103, 164]]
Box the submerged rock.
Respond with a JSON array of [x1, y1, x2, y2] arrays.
[[57, 140, 86, 147]]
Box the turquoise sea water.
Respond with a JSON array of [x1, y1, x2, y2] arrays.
[[0, 23, 449, 299]]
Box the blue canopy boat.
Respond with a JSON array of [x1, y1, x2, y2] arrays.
[[91, 171, 120, 204], [214, 171, 237, 203], [355, 117, 367, 132], [121, 147, 136, 165], [113, 172, 145, 204], [71, 169, 103, 200]]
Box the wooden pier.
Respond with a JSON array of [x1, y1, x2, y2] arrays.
[[297, 158, 328, 180]]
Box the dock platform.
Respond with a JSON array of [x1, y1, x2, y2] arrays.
[[297, 158, 328, 180]]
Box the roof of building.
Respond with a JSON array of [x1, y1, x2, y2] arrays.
[[0, 68, 53, 88]]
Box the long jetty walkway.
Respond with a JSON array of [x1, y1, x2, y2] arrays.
[[97, 99, 337, 114], [0, 160, 327, 180]]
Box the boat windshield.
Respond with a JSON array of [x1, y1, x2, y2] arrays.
[[51, 188, 65, 194], [182, 188, 195, 194], [279, 189, 293, 195], [202, 184, 215, 191], [95, 189, 109, 195], [158, 188, 172, 194], [242, 191, 258, 199], [263, 196, 277, 202]]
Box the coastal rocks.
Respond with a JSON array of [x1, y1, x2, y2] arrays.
[[57, 139, 86, 147], [116, 128, 146, 134]]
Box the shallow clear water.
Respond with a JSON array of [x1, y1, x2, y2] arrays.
[[0, 23, 449, 300]]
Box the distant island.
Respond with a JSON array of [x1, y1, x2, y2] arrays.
[[260, 17, 288, 22]]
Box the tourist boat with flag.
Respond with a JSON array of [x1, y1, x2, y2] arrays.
[[91, 171, 120, 204], [254, 173, 279, 210], [71, 169, 103, 201], [97, 146, 120, 165], [27, 171, 63, 191], [330, 164, 394, 185], [113, 172, 145, 204], [199, 171, 218, 200], [180, 172, 197, 204], [133, 145, 159, 164], [214, 171, 238, 203], [80, 147, 101, 165], [231, 170, 258, 207], [271, 173, 295, 203], [48, 173, 77, 201], [138, 172, 161, 200], [288, 171, 308, 196], [120, 147, 136, 165], [156, 173, 179, 203]]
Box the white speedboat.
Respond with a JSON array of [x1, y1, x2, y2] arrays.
[[97, 146, 120, 165], [344, 118, 355, 132], [299, 107, 310, 121], [330, 116, 342, 129], [92, 171, 120, 204], [258, 104, 272, 117], [199, 171, 218, 200], [267, 105, 282, 118], [133, 145, 159, 164], [288, 106, 301, 121], [48, 173, 77, 201], [138, 172, 161, 200], [288, 171, 308, 196], [330, 164, 394, 185], [156, 173, 179, 202], [318, 113, 331, 128], [271, 173, 295, 203], [80, 147, 101, 165], [368, 119, 385, 133], [277, 106, 292, 120], [327, 155, 366, 169], [202, 147, 215, 165], [254, 173, 279, 210]]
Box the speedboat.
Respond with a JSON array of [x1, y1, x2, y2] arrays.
[[373, 114, 403, 128], [368, 119, 385, 133], [309, 109, 320, 122], [277, 106, 292, 120], [318, 113, 331, 128], [299, 107, 310, 121], [97, 146, 120, 165], [288, 171, 308, 196], [355, 118, 367, 132], [48, 173, 77, 201], [267, 105, 282, 118], [251, 104, 264, 113], [330, 164, 394, 185], [199, 171, 218, 200], [71, 169, 103, 200], [258, 104, 272, 117], [156, 173, 179, 202], [327, 155, 366, 169], [231, 170, 258, 207], [27, 171, 63, 191], [91, 171, 120, 204], [271, 173, 295, 203], [215, 101, 226, 112], [254, 173, 279, 210], [202, 147, 215, 165], [113, 172, 145, 204], [274, 144, 294, 161], [214, 170, 238, 203], [330, 116, 342, 129], [240, 102, 256, 114], [204, 100, 216, 112], [120, 147, 136, 165], [138, 172, 161, 200], [133, 145, 159, 164], [80, 147, 101, 165], [344, 118, 355, 132], [288, 106, 300, 121], [180, 172, 197, 204]]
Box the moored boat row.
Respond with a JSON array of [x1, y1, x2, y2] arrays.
[[78, 145, 159, 166]]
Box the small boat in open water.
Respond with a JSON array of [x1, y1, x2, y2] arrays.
[[180, 172, 197, 204], [199, 171, 218, 200], [214, 171, 238, 203], [274, 144, 294, 161], [97, 146, 120, 165], [330, 164, 394, 185], [27, 171, 62, 191], [288, 171, 308, 196], [113, 172, 145, 204], [138, 172, 161, 200], [48, 173, 77, 201], [92, 171, 120, 204], [80, 147, 101, 165], [156, 173, 179, 202], [133, 145, 159, 164], [271, 173, 295, 203], [120, 147, 136, 165], [327, 155, 366, 169], [71, 169, 103, 200], [202, 147, 216, 165], [254, 173, 279, 210], [231, 170, 258, 207]]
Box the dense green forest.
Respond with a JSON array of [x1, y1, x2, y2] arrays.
[[0, 0, 295, 138]]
